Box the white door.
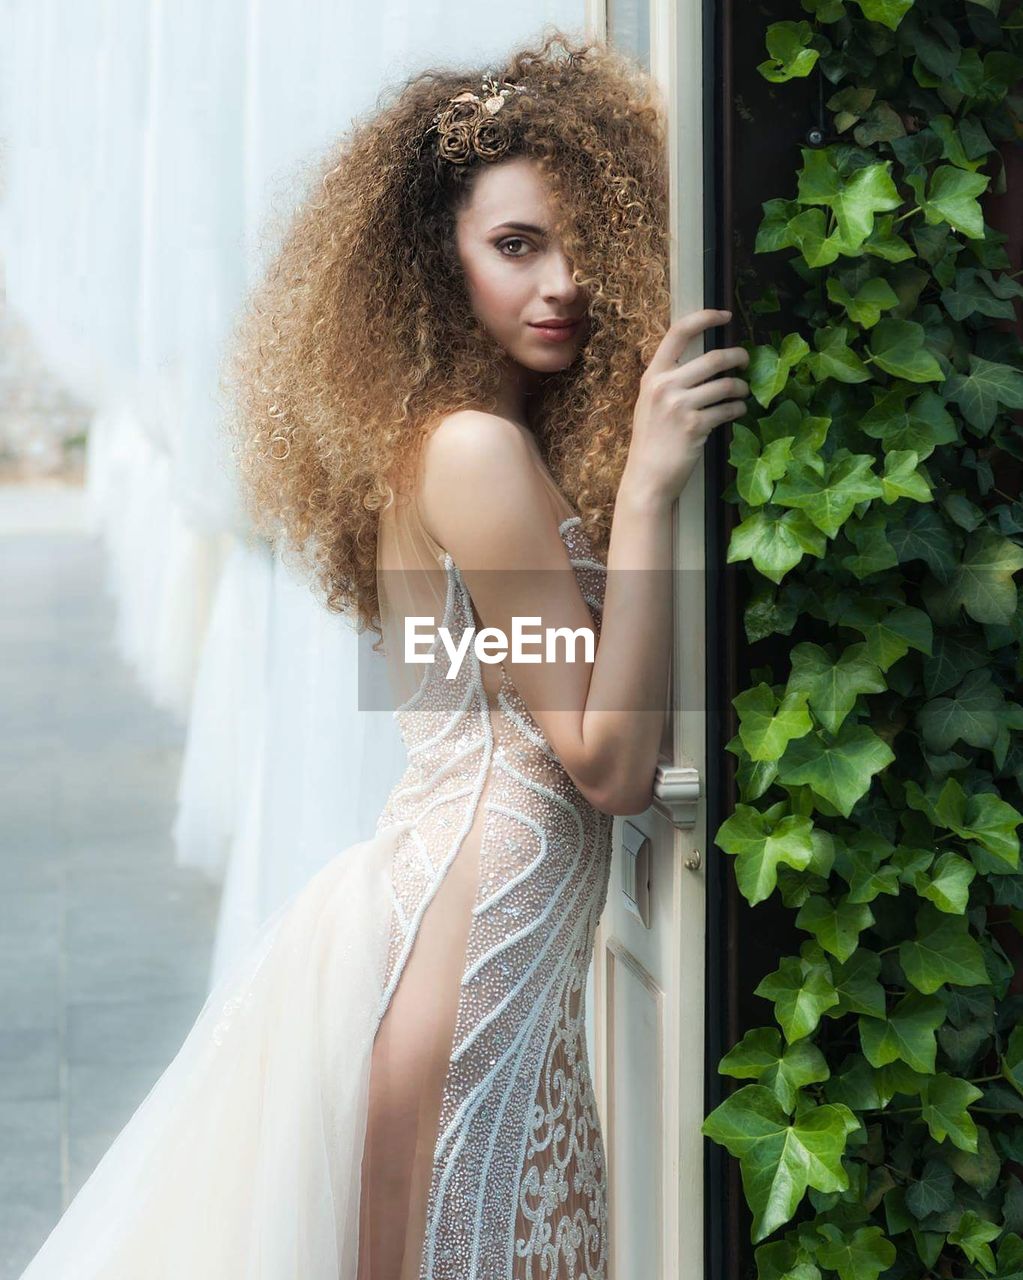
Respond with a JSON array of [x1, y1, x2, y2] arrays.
[[583, 1, 709, 1276]]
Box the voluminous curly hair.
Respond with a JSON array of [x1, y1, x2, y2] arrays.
[[222, 26, 670, 643]]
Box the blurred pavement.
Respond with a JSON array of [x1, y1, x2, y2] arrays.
[[0, 483, 219, 1276]]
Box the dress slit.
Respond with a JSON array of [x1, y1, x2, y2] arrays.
[[357, 755, 499, 1280]]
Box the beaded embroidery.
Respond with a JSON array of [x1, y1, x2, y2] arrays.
[[374, 515, 612, 1280]]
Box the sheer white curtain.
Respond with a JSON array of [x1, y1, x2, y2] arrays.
[[1, 0, 588, 985]]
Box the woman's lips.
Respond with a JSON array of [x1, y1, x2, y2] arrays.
[[528, 319, 582, 344]]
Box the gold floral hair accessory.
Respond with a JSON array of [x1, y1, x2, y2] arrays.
[[426, 74, 529, 166]]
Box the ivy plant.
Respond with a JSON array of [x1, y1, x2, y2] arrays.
[[701, 2, 1023, 1277]]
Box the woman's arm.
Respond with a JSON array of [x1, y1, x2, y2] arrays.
[[578, 468, 674, 814], [419, 308, 749, 816]]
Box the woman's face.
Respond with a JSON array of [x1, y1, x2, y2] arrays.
[[453, 155, 590, 373]]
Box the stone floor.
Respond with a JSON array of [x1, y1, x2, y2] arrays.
[[0, 483, 220, 1276]]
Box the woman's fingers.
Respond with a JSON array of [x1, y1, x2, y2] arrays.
[[644, 308, 732, 378], [682, 374, 750, 409], [673, 344, 750, 388]]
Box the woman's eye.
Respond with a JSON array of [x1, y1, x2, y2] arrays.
[[497, 237, 530, 257]]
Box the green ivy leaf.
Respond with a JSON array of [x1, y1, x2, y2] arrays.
[[748, 333, 811, 408], [851, 0, 914, 29], [880, 450, 933, 504], [727, 508, 826, 583], [891, 844, 936, 887], [826, 1058, 882, 1112], [777, 723, 896, 817], [804, 326, 873, 383], [829, 947, 887, 1018], [948, 1209, 1001, 1273], [944, 355, 1023, 434], [908, 163, 990, 239], [860, 386, 959, 459], [1001, 1026, 1023, 1101], [901, 129, 947, 181], [754, 1239, 822, 1280], [774, 452, 883, 538], [833, 833, 902, 904], [788, 208, 846, 267], [756, 197, 802, 253], [786, 642, 887, 735], [976, 264, 1023, 299], [826, 275, 900, 328], [735, 752, 781, 804], [716, 803, 816, 906], [917, 667, 1006, 755], [947, 1125, 1002, 1196], [836, 600, 933, 669], [828, 84, 876, 125], [941, 491, 985, 532], [717, 1026, 831, 1113], [797, 152, 902, 251], [842, 508, 900, 578], [865, 317, 945, 382], [931, 530, 1023, 626], [862, 212, 915, 262], [887, 504, 958, 580], [963, 793, 1023, 872], [858, 990, 947, 1073], [756, 944, 841, 1042], [729, 423, 794, 506], [877, 1058, 932, 1104], [994, 1234, 1023, 1280], [759, 400, 830, 472], [941, 267, 1023, 322], [796, 893, 876, 963], [907, 776, 1022, 870], [922, 631, 988, 697], [855, 102, 909, 148], [899, 904, 990, 995], [734, 684, 814, 761], [758, 21, 821, 82], [700, 1085, 858, 1242], [914, 851, 977, 914], [814, 1223, 897, 1280], [928, 113, 989, 171], [940, 1018, 993, 1076], [919, 1073, 984, 1152], [905, 1159, 956, 1218]]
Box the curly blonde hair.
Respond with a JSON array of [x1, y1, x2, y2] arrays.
[[222, 26, 670, 643]]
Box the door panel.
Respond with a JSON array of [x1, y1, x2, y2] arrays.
[[583, 1, 708, 1276], [605, 931, 664, 1275]]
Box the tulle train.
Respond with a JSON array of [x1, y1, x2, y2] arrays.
[[18, 820, 411, 1280]]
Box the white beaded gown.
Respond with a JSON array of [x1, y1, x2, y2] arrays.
[[18, 447, 614, 1280]]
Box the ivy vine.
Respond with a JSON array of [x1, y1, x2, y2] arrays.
[[701, 1, 1023, 1277]]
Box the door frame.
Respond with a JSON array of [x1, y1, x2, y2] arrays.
[[583, 0, 715, 1276]]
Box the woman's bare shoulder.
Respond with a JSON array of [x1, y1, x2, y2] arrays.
[[420, 408, 536, 473], [417, 410, 559, 565]]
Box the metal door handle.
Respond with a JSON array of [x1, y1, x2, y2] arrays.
[[651, 756, 701, 829]]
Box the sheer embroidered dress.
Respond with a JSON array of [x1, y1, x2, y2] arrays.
[[365, 452, 614, 1280], [15, 448, 613, 1280]]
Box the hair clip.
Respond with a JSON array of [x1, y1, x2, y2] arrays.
[[427, 75, 529, 165]]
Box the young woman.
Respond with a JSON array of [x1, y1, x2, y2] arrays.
[[18, 28, 749, 1280]]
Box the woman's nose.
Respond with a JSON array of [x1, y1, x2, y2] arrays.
[[541, 252, 579, 301]]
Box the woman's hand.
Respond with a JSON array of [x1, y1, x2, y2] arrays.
[[623, 308, 750, 505]]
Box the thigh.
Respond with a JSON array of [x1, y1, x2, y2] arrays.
[[357, 775, 493, 1280]]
